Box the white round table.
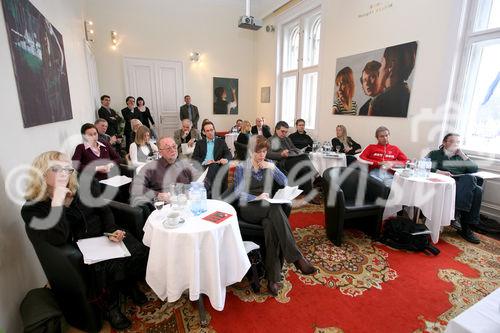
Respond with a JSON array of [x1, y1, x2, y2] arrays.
[[224, 133, 239, 155], [383, 172, 456, 243], [142, 199, 250, 311], [309, 152, 347, 176]]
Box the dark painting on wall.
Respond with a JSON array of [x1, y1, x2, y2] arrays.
[[213, 77, 238, 115], [1, 0, 73, 128], [332, 41, 418, 118]]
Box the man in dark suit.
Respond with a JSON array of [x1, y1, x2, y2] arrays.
[[251, 117, 272, 138], [180, 95, 200, 129], [192, 121, 232, 197], [97, 95, 122, 137], [121, 96, 140, 151]]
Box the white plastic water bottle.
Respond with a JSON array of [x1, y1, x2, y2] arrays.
[[417, 159, 425, 177], [189, 182, 202, 215], [424, 158, 432, 178], [199, 184, 207, 214]]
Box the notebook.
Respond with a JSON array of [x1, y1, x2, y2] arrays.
[[76, 236, 131, 265]]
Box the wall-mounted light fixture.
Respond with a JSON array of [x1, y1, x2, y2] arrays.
[[265, 25, 275, 32], [190, 51, 200, 62], [111, 30, 119, 50], [84, 20, 94, 41]]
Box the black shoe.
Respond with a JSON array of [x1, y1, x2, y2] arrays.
[[267, 281, 280, 297], [458, 228, 480, 244], [129, 285, 148, 305], [107, 306, 131, 330]]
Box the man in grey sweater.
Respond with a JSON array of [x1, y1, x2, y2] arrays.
[[267, 121, 320, 204]]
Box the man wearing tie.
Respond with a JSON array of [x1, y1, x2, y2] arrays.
[[179, 95, 200, 129]]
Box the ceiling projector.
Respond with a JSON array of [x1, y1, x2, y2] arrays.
[[238, 15, 263, 30]]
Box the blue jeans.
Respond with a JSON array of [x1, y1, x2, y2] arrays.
[[453, 175, 483, 225]]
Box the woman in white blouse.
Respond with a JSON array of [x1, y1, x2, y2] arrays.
[[129, 125, 158, 167]]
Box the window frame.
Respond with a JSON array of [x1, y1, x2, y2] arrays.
[[446, 0, 500, 160], [276, 0, 321, 132]]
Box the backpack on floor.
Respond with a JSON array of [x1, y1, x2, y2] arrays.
[[381, 216, 440, 256]]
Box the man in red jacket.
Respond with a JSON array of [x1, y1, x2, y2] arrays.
[[359, 126, 408, 184]]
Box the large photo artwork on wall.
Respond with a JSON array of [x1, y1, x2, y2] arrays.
[[332, 41, 418, 118], [1, 0, 73, 128], [213, 77, 238, 115]]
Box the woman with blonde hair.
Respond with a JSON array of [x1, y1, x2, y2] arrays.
[[21, 151, 148, 330], [331, 125, 362, 155], [129, 125, 158, 167], [332, 67, 357, 115]]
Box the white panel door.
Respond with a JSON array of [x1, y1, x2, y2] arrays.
[[123, 57, 183, 138]]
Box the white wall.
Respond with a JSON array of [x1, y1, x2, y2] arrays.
[[0, 0, 94, 331], [85, 0, 258, 131]]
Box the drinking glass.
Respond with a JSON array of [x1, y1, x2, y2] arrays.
[[335, 145, 341, 154], [153, 197, 165, 210]]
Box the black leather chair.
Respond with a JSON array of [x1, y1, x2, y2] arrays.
[[322, 166, 390, 246], [24, 201, 144, 332], [234, 141, 248, 160]]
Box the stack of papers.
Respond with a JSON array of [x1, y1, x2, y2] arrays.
[[251, 185, 303, 204], [99, 175, 132, 187], [76, 236, 131, 264], [181, 143, 195, 155]]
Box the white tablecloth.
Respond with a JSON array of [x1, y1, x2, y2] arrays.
[[143, 199, 250, 311], [309, 152, 347, 176], [445, 288, 500, 333], [225, 133, 239, 154], [383, 172, 456, 243]]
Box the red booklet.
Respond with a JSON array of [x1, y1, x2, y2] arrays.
[[202, 211, 233, 224]]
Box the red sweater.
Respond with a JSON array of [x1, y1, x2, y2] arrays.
[[359, 143, 408, 170]]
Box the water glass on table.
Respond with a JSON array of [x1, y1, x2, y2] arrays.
[[153, 197, 165, 210]]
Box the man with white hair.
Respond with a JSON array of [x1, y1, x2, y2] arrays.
[[173, 119, 201, 157], [251, 117, 272, 138]]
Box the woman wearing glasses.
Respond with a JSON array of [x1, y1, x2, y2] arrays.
[[72, 123, 121, 181], [21, 151, 148, 330]]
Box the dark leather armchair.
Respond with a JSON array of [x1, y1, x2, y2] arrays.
[[322, 166, 389, 246], [24, 200, 144, 332], [234, 141, 248, 160]]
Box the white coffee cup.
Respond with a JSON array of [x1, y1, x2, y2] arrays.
[[166, 211, 180, 226]]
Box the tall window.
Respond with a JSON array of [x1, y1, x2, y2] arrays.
[[451, 0, 500, 156], [278, 8, 321, 129]]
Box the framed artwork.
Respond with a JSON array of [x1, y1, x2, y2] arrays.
[[213, 77, 238, 115], [1, 0, 73, 127], [261, 86, 271, 103], [333, 41, 418, 118]]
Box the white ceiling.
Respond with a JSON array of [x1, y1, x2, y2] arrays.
[[204, 0, 289, 19]]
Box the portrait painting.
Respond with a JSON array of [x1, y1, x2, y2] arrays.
[[332, 41, 418, 118], [213, 77, 238, 115], [1, 0, 73, 128]]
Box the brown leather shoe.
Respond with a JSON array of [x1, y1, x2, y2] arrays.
[[294, 257, 317, 275], [267, 281, 280, 296]]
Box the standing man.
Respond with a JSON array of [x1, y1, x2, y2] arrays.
[[97, 95, 122, 137], [180, 95, 200, 129], [251, 117, 272, 138], [121, 96, 139, 151]]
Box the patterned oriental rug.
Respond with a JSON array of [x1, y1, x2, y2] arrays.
[[107, 205, 500, 333]]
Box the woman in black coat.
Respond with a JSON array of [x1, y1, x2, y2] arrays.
[[21, 151, 148, 330], [331, 124, 362, 155]]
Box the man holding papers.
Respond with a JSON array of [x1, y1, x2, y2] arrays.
[[234, 136, 316, 296], [21, 151, 148, 330], [427, 133, 483, 244]]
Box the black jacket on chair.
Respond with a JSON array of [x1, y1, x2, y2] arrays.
[[192, 137, 232, 165], [322, 166, 389, 246]]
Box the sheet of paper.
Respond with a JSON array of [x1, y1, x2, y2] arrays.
[[470, 171, 500, 179], [99, 175, 132, 187], [181, 143, 195, 155], [76, 236, 131, 265], [250, 186, 303, 204], [197, 168, 209, 183]]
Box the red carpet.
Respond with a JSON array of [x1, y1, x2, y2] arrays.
[[112, 206, 500, 333]]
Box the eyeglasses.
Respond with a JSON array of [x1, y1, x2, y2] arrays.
[[159, 145, 177, 151], [49, 166, 75, 174]]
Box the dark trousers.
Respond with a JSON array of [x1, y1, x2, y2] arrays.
[[454, 175, 483, 225], [239, 202, 300, 282], [203, 163, 228, 198], [280, 155, 317, 194]]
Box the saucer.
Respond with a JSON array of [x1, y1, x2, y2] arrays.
[[162, 218, 185, 229]]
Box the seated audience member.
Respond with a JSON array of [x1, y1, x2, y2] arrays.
[[331, 125, 362, 155], [236, 120, 252, 145], [129, 125, 158, 167], [427, 133, 482, 244], [130, 118, 143, 144], [173, 119, 201, 157], [289, 118, 313, 152], [72, 123, 121, 181], [130, 137, 197, 207], [359, 126, 408, 184], [97, 94, 122, 138], [95, 118, 122, 153], [230, 119, 243, 133], [234, 135, 317, 295], [267, 121, 320, 204], [251, 117, 272, 138], [192, 121, 232, 196], [200, 118, 210, 139], [21, 151, 148, 330], [121, 96, 140, 151]]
